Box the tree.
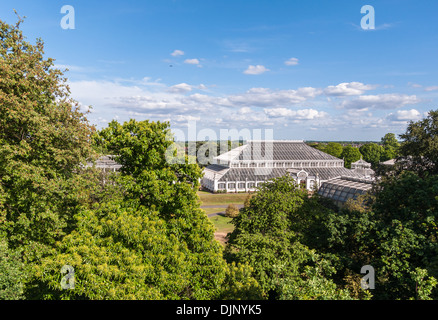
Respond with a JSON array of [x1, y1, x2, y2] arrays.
[[398, 110, 438, 176], [31, 119, 261, 300], [0, 236, 26, 300], [381, 133, 399, 149], [243, 193, 253, 208], [225, 204, 240, 218], [359, 143, 383, 167], [324, 142, 344, 159], [0, 17, 95, 264], [1, 17, 261, 300], [341, 145, 362, 169], [313, 172, 438, 300], [380, 133, 400, 162], [33, 202, 229, 299], [225, 176, 354, 299], [369, 172, 438, 299]]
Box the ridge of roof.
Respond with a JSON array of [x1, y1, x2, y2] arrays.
[[247, 140, 305, 143]]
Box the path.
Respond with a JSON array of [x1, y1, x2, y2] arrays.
[[201, 204, 244, 217], [201, 205, 244, 209]]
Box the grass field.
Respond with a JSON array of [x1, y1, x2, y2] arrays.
[[197, 190, 250, 206], [209, 214, 234, 246], [198, 190, 254, 246], [203, 207, 227, 215], [209, 215, 234, 234]]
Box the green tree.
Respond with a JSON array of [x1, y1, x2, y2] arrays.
[[33, 202, 229, 299], [380, 133, 400, 162], [324, 142, 343, 159], [243, 193, 253, 208], [225, 204, 240, 218], [314, 172, 438, 300], [0, 17, 95, 265], [32, 119, 261, 300], [369, 172, 438, 299], [381, 133, 399, 148], [0, 16, 262, 300], [341, 145, 362, 169], [0, 236, 26, 300], [398, 110, 438, 176], [225, 176, 354, 299], [359, 143, 384, 167]]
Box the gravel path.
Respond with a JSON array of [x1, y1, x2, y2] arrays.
[[201, 205, 244, 217], [201, 205, 244, 209]]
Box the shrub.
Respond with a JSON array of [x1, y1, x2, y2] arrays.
[[225, 204, 240, 218]]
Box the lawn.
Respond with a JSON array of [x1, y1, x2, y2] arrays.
[[209, 215, 234, 234], [209, 214, 234, 246], [198, 191, 254, 246], [197, 190, 251, 206], [203, 207, 226, 215]]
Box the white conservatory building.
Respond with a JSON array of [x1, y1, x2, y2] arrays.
[[201, 140, 373, 193]]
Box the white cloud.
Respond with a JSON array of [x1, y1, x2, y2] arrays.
[[375, 23, 395, 30], [425, 86, 438, 92], [68, 80, 147, 109], [168, 83, 193, 94], [174, 115, 201, 122], [264, 108, 328, 120], [227, 87, 321, 107], [171, 50, 185, 57], [77, 102, 91, 114], [324, 82, 377, 96], [239, 107, 252, 114], [184, 58, 200, 65], [387, 109, 422, 122], [53, 64, 88, 72], [222, 39, 254, 53], [243, 65, 270, 75], [340, 94, 421, 110], [67, 77, 430, 137], [408, 82, 422, 88], [284, 58, 299, 66]]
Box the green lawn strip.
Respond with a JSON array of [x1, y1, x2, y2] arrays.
[[208, 215, 234, 234], [202, 207, 226, 216], [197, 191, 250, 206]]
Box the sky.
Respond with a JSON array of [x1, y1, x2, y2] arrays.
[[1, 0, 438, 141]]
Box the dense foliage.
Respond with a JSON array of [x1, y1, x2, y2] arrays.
[[225, 176, 355, 300], [0, 16, 97, 298], [1, 17, 438, 301], [398, 110, 438, 176], [359, 143, 384, 167], [341, 145, 362, 169], [29, 119, 262, 300], [0, 237, 26, 299], [0, 18, 261, 300]]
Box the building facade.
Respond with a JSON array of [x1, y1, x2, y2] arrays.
[[318, 176, 374, 206], [201, 140, 373, 193]]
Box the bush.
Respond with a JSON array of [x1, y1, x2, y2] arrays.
[[244, 194, 253, 208], [0, 238, 26, 300], [225, 204, 240, 218]]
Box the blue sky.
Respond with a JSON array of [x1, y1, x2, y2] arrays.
[[1, 0, 438, 141]]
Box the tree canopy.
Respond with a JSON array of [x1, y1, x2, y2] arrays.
[[0, 16, 96, 266], [398, 110, 438, 176], [225, 176, 354, 300], [380, 133, 400, 162], [2, 16, 438, 301], [30, 119, 262, 300], [341, 145, 362, 169], [0, 18, 260, 300], [359, 143, 384, 167], [323, 142, 344, 158]]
